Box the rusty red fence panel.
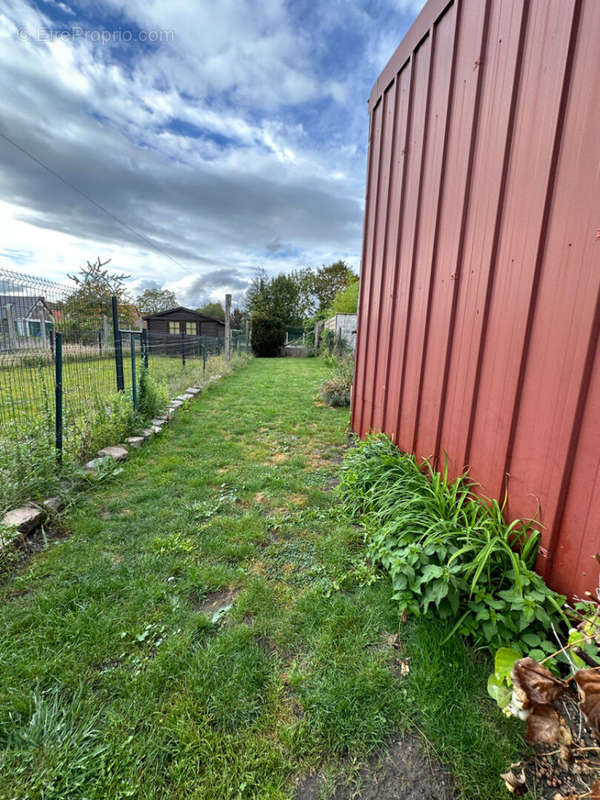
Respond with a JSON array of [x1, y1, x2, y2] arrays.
[[352, 0, 600, 598]]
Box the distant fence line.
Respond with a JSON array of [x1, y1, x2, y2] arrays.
[[0, 268, 249, 464]]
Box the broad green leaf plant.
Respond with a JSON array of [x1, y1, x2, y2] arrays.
[[338, 434, 566, 653]]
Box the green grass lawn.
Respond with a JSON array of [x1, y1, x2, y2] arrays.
[[0, 346, 230, 430], [0, 359, 525, 799]]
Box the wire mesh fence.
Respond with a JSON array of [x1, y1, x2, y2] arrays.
[[0, 267, 250, 512]]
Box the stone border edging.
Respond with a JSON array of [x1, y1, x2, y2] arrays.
[[0, 378, 222, 549]]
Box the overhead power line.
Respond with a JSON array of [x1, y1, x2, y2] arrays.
[[0, 126, 193, 274]]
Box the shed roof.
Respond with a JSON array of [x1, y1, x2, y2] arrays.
[[142, 306, 225, 325]]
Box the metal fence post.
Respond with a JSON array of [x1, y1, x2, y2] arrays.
[[112, 295, 124, 391], [130, 333, 137, 411], [203, 334, 207, 376], [181, 330, 186, 368], [55, 331, 63, 463], [98, 329, 102, 356], [142, 329, 148, 369]]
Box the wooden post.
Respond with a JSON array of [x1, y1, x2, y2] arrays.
[[314, 320, 323, 354], [224, 293, 232, 362]]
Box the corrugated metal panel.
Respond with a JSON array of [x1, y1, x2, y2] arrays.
[[352, 0, 600, 597]]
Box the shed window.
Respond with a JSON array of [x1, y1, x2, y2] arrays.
[[186, 321, 196, 335], [169, 321, 180, 335]]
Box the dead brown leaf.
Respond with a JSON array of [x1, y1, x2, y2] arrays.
[[511, 657, 567, 707], [525, 704, 572, 747], [573, 669, 600, 739], [591, 778, 600, 799]]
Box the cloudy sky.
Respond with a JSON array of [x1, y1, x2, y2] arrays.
[[0, 0, 424, 307]]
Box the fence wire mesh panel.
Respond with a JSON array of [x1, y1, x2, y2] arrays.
[[0, 267, 249, 513]]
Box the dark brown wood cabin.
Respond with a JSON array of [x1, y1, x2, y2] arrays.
[[143, 307, 225, 356]]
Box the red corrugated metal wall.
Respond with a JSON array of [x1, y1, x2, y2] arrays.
[[352, 0, 600, 598]]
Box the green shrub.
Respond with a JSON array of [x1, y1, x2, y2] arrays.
[[320, 355, 354, 408], [250, 313, 286, 357], [338, 434, 565, 652], [138, 366, 169, 421]]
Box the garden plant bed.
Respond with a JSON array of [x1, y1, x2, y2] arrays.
[[0, 359, 528, 799]]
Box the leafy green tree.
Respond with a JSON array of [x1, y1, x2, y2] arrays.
[[196, 301, 225, 321], [328, 277, 360, 315], [250, 312, 286, 357], [230, 307, 244, 329], [267, 274, 303, 326], [136, 288, 177, 314], [65, 257, 136, 328], [312, 260, 357, 311]]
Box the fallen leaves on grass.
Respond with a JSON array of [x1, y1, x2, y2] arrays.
[[573, 670, 600, 738], [512, 658, 567, 707]]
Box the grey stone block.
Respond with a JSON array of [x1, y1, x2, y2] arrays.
[[97, 445, 128, 462], [84, 457, 106, 473], [2, 506, 44, 534], [126, 436, 145, 449]]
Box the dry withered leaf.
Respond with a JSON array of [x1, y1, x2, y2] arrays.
[[526, 704, 572, 746], [500, 767, 527, 795], [573, 669, 600, 739], [511, 657, 567, 707], [591, 778, 600, 799]]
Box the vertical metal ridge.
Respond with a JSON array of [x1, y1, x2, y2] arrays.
[[351, 107, 376, 434], [411, 0, 461, 457], [501, 0, 583, 539], [393, 27, 436, 446], [382, 59, 416, 431], [464, 0, 531, 468], [368, 80, 400, 432], [543, 282, 600, 579], [434, 0, 491, 463], [358, 98, 388, 434]]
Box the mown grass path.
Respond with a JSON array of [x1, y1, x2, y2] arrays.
[[0, 359, 523, 799]]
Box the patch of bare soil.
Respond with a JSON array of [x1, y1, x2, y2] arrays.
[[294, 736, 454, 800], [196, 588, 238, 616]]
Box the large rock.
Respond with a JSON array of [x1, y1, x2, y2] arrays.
[[2, 505, 44, 534], [186, 386, 202, 395], [139, 428, 154, 440], [126, 436, 145, 449], [97, 445, 128, 462]]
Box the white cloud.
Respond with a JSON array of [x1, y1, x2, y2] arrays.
[[0, 0, 420, 294]]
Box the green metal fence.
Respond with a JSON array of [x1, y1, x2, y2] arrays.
[[0, 268, 249, 467]]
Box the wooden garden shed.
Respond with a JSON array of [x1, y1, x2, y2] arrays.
[[143, 307, 225, 339]]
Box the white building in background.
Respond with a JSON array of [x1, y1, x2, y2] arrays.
[[323, 313, 357, 350]]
